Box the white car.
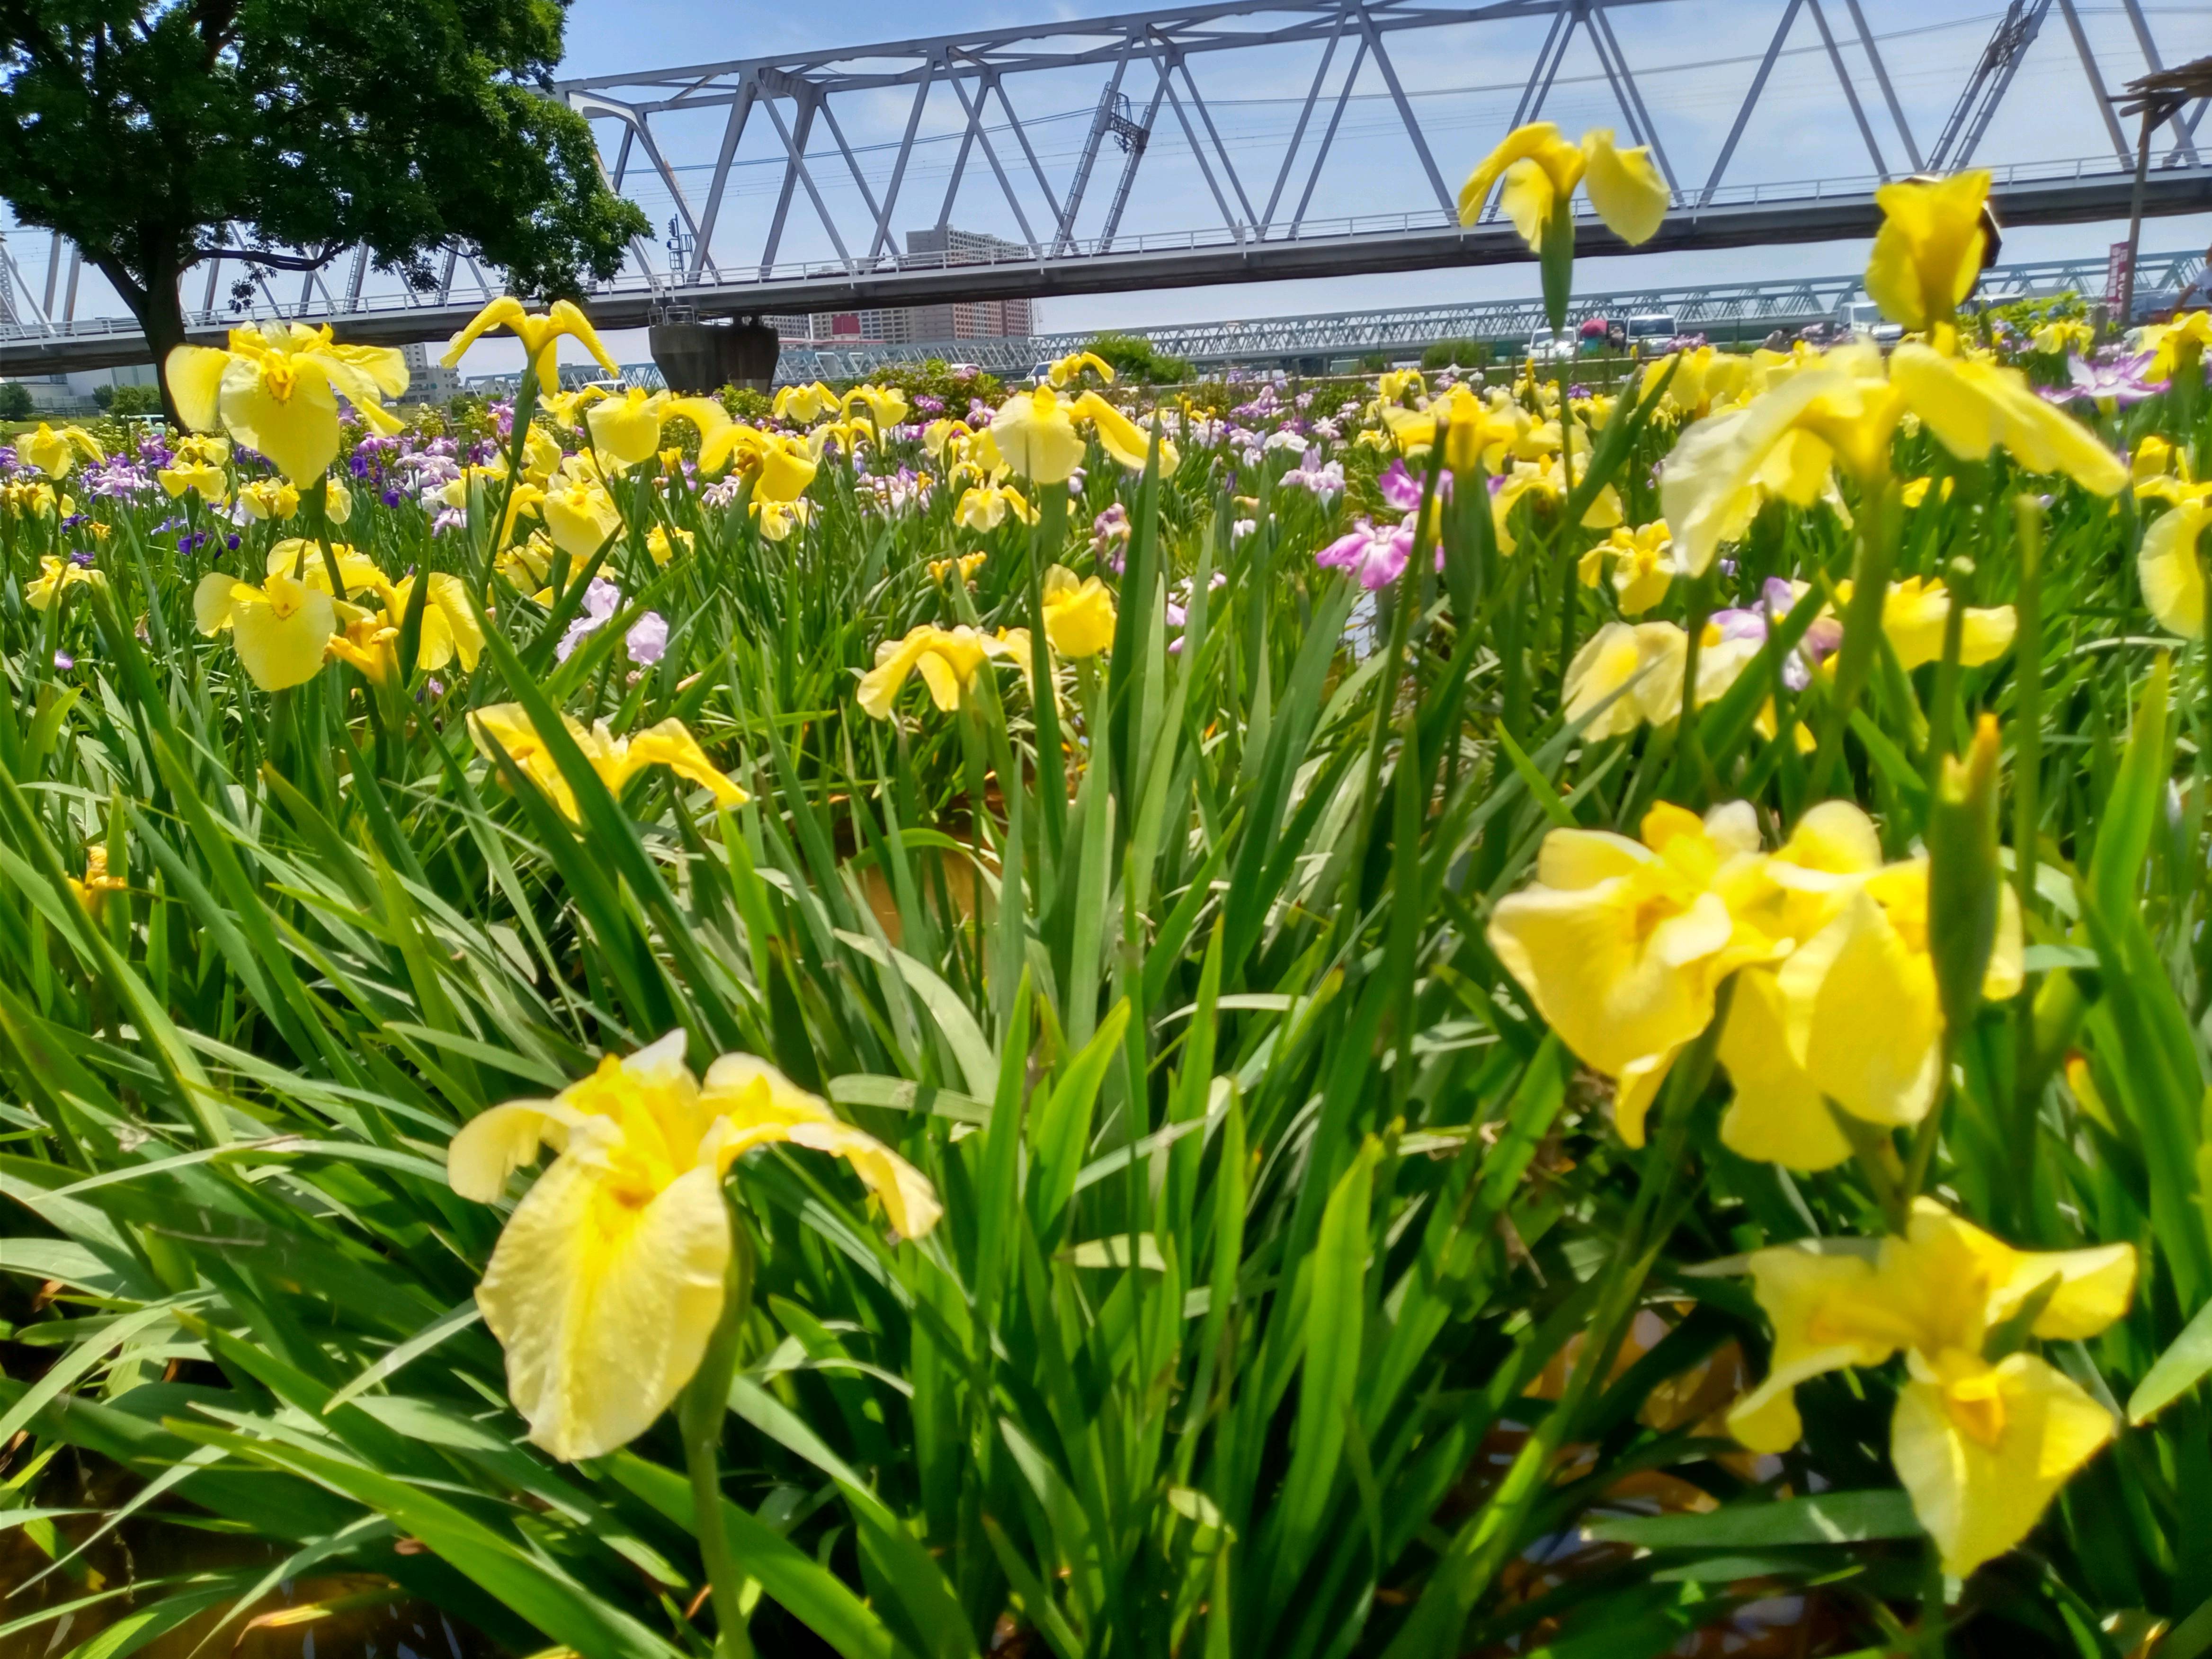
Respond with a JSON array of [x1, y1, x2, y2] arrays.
[[1836, 299, 1903, 346], [1526, 328, 1577, 364]]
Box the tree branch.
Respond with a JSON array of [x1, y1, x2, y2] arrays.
[[186, 242, 344, 274]]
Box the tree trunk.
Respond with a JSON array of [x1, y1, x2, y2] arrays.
[[93, 254, 190, 430], [137, 268, 191, 432]]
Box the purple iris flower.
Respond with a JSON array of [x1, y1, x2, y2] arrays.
[[2043, 351, 2166, 407], [1318, 516, 1440, 591], [1710, 578, 1846, 691], [556, 578, 623, 663], [626, 611, 669, 666]]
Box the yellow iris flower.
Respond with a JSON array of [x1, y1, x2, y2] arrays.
[[1561, 618, 1760, 742], [1079, 392, 1179, 474], [64, 846, 127, 920], [267, 538, 385, 599], [1641, 347, 1753, 420], [1863, 171, 1992, 332], [2, 480, 66, 517], [750, 497, 811, 542], [954, 483, 1036, 532], [2141, 310, 2212, 383], [1487, 802, 1784, 1142], [26, 556, 107, 612], [448, 1032, 939, 1461], [990, 387, 1177, 483], [159, 455, 229, 504], [1720, 812, 2021, 1165], [1727, 1201, 2133, 1576], [1835, 575, 2016, 670], [856, 624, 1033, 719], [1577, 520, 1674, 615], [990, 388, 1091, 484], [468, 704, 747, 822], [742, 430, 819, 502], [1046, 350, 1116, 387], [237, 478, 302, 522], [440, 296, 620, 392], [1376, 367, 1426, 407], [843, 384, 910, 430], [167, 323, 407, 485], [929, 551, 988, 586], [2140, 496, 2211, 638], [20, 423, 105, 480], [647, 525, 695, 566], [327, 573, 484, 684], [772, 381, 841, 424], [2029, 318, 2094, 357], [583, 387, 674, 472], [923, 418, 974, 460], [1457, 123, 1669, 250], [1041, 564, 1117, 658], [193, 570, 338, 691], [539, 456, 624, 559], [1383, 384, 1520, 473], [1491, 455, 1622, 554]]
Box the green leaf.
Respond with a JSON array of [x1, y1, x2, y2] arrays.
[[2129, 1294, 2212, 1424], [1026, 998, 1132, 1243], [1267, 1136, 1379, 1609], [1584, 1489, 1922, 1549]]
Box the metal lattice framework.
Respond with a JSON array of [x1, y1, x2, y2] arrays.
[[448, 248, 2199, 390], [752, 246, 2206, 380], [4, 0, 2209, 375]]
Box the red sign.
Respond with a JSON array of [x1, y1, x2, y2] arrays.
[[2106, 241, 2132, 307]]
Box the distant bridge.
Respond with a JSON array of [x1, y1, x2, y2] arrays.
[[756, 247, 2210, 381], [5, 0, 2209, 377], [451, 247, 2195, 393]]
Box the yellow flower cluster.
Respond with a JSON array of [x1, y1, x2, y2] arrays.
[[1488, 797, 2021, 1160]]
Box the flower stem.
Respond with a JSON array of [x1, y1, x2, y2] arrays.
[[679, 1208, 756, 1659], [1810, 474, 1899, 799], [1392, 982, 1734, 1650]]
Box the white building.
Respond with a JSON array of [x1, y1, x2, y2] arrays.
[[401, 341, 463, 403]]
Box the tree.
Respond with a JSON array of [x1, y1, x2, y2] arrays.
[[0, 0, 649, 424], [1420, 338, 1492, 371], [1083, 333, 1195, 385], [0, 381, 32, 420]]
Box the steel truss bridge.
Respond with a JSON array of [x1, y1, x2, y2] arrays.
[[750, 247, 2212, 382], [5, 0, 2211, 377], [476, 247, 2194, 392]]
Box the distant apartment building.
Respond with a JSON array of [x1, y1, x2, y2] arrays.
[[767, 226, 1035, 348], [400, 341, 463, 402]]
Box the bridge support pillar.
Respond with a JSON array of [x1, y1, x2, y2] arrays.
[[649, 314, 779, 394]]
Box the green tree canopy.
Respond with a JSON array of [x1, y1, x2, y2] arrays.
[[0, 0, 649, 418]]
